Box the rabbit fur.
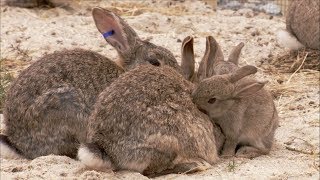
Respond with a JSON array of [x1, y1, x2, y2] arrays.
[[191, 39, 279, 158], [181, 36, 227, 153], [78, 36, 230, 176], [279, 0, 320, 50], [1, 7, 180, 159]]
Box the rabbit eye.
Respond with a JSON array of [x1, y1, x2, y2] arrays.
[[147, 59, 160, 66], [208, 98, 216, 104]]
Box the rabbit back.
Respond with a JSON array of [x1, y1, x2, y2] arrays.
[[234, 84, 278, 149], [3, 49, 124, 159]]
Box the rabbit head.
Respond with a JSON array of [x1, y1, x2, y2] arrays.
[[192, 65, 266, 118], [181, 35, 245, 83], [92, 7, 180, 71]]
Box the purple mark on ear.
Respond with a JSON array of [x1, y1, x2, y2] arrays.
[[103, 30, 115, 38]]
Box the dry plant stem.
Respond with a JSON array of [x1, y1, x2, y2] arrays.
[[285, 146, 318, 155], [286, 52, 308, 84]]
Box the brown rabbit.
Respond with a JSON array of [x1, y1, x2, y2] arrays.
[[192, 64, 278, 159], [77, 36, 231, 176], [78, 65, 219, 177], [180, 35, 245, 154], [0, 7, 180, 159], [278, 0, 320, 50]]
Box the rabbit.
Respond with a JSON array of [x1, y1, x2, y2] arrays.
[[0, 7, 181, 160], [277, 0, 320, 50], [77, 36, 231, 176], [192, 64, 279, 159], [78, 65, 219, 177], [181, 35, 247, 154], [193, 36, 278, 158]]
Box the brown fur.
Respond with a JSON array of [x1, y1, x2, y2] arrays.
[[191, 36, 278, 158], [82, 65, 219, 176], [2, 8, 180, 159], [286, 0, 320, 50]]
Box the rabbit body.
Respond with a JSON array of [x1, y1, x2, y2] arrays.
[[1, 8, 180, 159], [186, 36, 278, 158], [3, 49, 124, 159], [192, 66, 278, 158], [80, 65, 219, 176]]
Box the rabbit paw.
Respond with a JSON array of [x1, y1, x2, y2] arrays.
[[173, 160, 212, 174], [235, 146, 264, 159]]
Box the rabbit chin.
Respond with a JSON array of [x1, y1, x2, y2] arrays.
[[78, 146, 113, 171]]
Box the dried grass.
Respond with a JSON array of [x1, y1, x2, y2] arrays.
[[270, 49, 320, 73], [0, 58, 15, 113]]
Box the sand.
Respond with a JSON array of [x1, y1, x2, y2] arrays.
[[0, 0, 319, 179]]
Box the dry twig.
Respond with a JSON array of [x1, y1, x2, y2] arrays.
[[285, 146, 319, 155]]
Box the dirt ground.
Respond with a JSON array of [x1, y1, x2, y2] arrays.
[[0, 0, 319, 179]]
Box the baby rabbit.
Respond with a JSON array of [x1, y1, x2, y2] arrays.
[[1, 7, 180, 160], [192, 64, 278, 158], [77, 36, 230, 176], [278, 0, 320, 50]]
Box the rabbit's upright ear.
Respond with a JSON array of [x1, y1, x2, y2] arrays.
[[92, 7, 139, 53], [233, 81, 267, 98], [181, 36, 195, 81], [228, 42, 244, 65], [229, 65, 257, 83], [198, 36, 224, 81]]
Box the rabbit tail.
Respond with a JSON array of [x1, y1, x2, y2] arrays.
[[277, 30, 304, 50], [0, 134, 24, 159], [78, 143, 114, 171]]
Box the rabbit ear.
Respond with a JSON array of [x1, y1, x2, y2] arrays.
[[228, 42, 244, 65], [198, 36, 224, 81], [92, 7, 139, 53], [234, 81, 267, 98], [181, 36, 195, 81], [230, 65, 257, 83]]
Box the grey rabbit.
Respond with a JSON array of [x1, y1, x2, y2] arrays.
[[77, 36, 230, 176], [192, 43, 279, 159], [0, 7, 180, 159]]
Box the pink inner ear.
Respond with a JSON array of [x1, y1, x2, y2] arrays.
[[93, 9, 128, 51]]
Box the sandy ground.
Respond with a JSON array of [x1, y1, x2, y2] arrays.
[[0, 0, 319, 179]]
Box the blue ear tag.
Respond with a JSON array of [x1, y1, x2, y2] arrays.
[[103, 30, 115, 38]]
